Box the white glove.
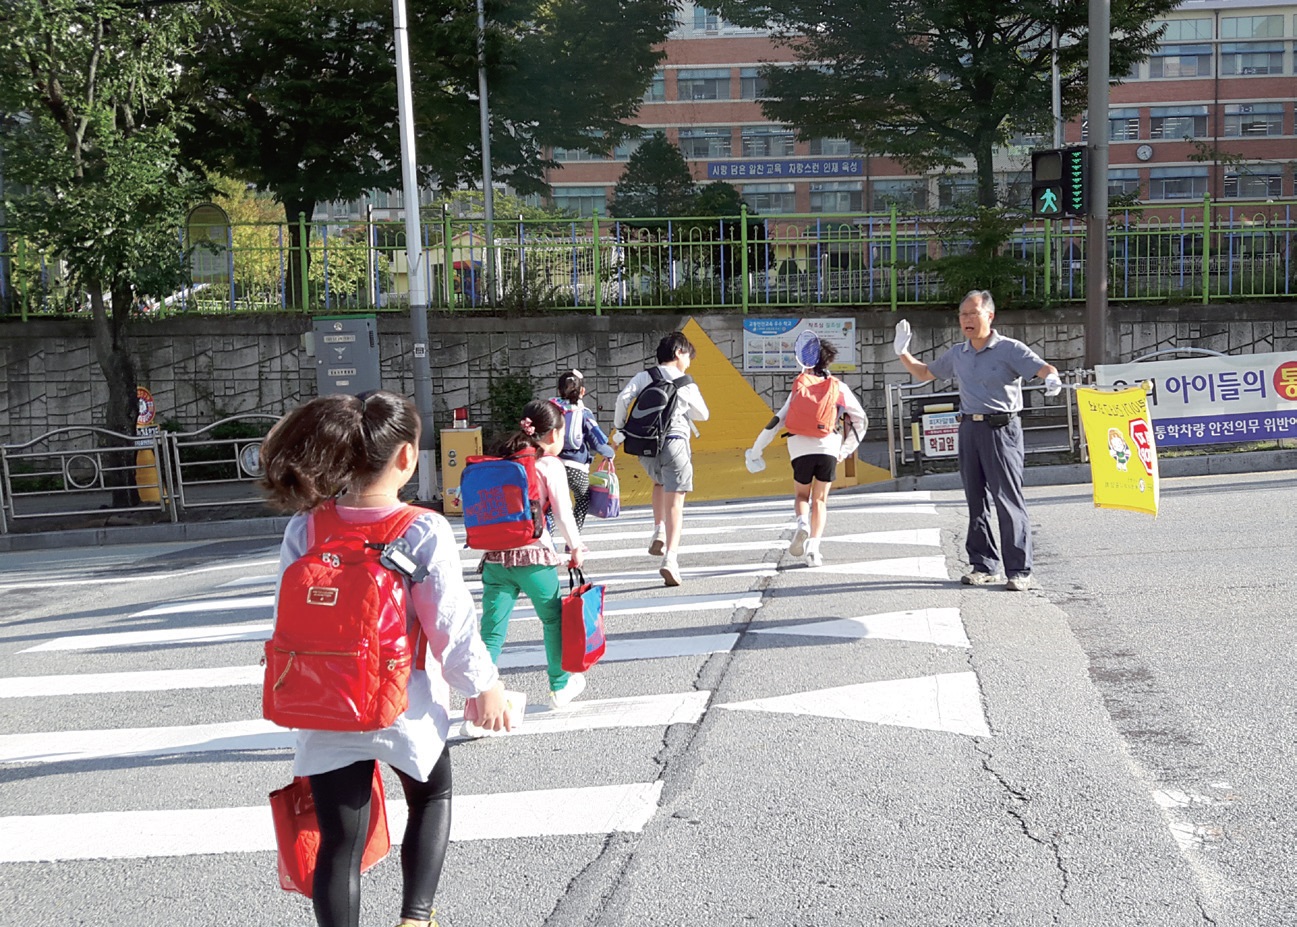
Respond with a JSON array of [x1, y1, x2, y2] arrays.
[[893, 319, 912, 357], [1044, 373, 1063, 397], [611, 431, 626, 446], [744, 448, 766, 474]]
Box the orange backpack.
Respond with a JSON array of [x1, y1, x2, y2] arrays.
[[785, 372, 841, 438]]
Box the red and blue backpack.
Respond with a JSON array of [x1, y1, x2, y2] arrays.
[[461, 446, 549, 550]]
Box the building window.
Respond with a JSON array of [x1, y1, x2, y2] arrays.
[[1147, 166, 1209, 200], [1110, 108, 1141, 140], [741, 126, 795, 158], [1220, 43, 1285, 76], [741, 183, 796, 214], [809, 182, 863, 213], [552, 147, 603, 162], [1157, 18, 1212, 42], [1221, 15, 1284, 39], [1223, 170, 1284, 199], [1150, 106, 1209, 140], [871, 179, 927, 211], [693, 5, 720, 32], [809, 137, 862, 156], [1149, 44, 1213, 78], [550, 185, 608, 217], [997, 172, 1032, 209], [612, 138, 643, 161], [937, 175, 978, 208], [677, 68, 731, 101], [643, 72, 665, 103], [1224, 103, 1285, 137], [678, 126, 733, 159], [1109, 169, 1142, 199], [739, 67, 769, 100]]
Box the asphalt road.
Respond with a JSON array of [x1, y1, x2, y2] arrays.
[[0, 473, 1290, 926]]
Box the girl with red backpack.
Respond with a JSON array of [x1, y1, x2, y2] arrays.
[[744, 337, 867, 568], [477, 399, 589, 709], [260, 390, 508, 927]]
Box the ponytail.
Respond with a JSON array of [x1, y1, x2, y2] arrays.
[[260, 390, 419, 512], [813, 339, 838, 378], [556, 369, 584, 403], [489, 398, 563, 457]]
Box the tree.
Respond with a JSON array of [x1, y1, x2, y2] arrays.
[[0, 1, 206, 445], [182, 0, 676, 305], [715, 0, 1176, 207], [609, 132, 697, 218], [693, 181, 745, 217]]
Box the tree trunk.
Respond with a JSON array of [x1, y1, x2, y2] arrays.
[[975, 131, 997, 208], [283, 198, 316, 309], [89, 280, 139, 507]]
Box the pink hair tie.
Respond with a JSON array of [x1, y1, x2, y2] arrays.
[[520, 417, 535, 435]]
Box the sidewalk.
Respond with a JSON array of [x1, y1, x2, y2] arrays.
[[2, 447, 1294, 554]]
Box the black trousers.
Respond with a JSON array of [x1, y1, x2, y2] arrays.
[[958, 417, 1032, 577], [308, 746, 452, 927]]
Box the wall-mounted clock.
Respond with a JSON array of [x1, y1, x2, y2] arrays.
[[1136, 144, 1154, 161]]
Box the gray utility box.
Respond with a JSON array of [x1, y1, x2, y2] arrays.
[[312, 315, 382, 397]]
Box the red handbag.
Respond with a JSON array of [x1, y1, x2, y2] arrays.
[[560, 568, 607, 673], [269, 763, 391, 897]]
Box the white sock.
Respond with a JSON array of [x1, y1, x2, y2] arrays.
[[805, 537, 820, 554], [654, 522, 665, 535]]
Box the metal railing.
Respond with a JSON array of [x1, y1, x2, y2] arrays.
[[0, 415, 277, 533], [884, 375, 1087, 478], [4, 197, 1297, 318]]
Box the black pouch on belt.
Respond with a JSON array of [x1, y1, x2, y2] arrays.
[[987, 413, 1013, 428]]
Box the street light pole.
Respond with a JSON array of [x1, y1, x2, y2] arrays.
[[393, 0, 438, 500], [476, 0, 496, 306], [1084, 0, 1110, 367]]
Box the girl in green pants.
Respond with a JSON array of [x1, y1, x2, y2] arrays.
[[478, 399, 588, 710]]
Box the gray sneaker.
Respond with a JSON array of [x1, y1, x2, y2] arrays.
[[789, 522, 810, 557], [1005, 574, 1032, 592], [648, 525, 666, 557], [659, 555, 682, 587], [961, 571, 1005, 586]]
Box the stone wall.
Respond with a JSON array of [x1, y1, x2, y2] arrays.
[[2, 303, 1295, 444]]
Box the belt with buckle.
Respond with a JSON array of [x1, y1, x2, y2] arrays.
[[959, 412, 1017, 424]]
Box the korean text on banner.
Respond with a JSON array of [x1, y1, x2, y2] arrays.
[[1077, 387, 1159, 516]]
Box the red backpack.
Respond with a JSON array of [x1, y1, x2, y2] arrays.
[[263, 501, 426, 732], [784, 372, 842, 438], [460, 446, 548, 550]]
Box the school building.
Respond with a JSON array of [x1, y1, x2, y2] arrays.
[[543, 0, 1297, 216]]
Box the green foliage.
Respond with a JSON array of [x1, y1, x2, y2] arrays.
[[929, 207, 1028, 305], [609, 133, 698, 218], [715, 0, 1177, 207], [693, 182, 745, 217], [486, 370, 536, 438]]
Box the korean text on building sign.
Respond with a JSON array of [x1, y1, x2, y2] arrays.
[[1095, 353, 1297, 448], [707, 159, 864, 180]]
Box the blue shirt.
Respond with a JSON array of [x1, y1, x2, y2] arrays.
[[926, 331, 1046, 414]]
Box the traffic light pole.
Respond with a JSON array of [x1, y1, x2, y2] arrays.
[[1084, 0, 1110, 367]]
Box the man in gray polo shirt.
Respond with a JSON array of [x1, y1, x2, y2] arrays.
[[893, 290, 1062, 591]]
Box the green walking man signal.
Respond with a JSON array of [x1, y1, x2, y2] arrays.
[[1031, 147, 1088, 219]]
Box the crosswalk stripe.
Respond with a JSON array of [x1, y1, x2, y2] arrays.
[[752, 609, 969, 648], [0, 665, 262, 698], [0, 692, 712, 765], [811, 556, 950, 579], [498, 634, 739, 669], [718, 672, 990, 738], [462, 539, 790, 563], [0, 782, 665, 862], [0, 557, 281, 593], [19, 623, 273, 653], [132, 596, 273, 618], [509, 591, 763, 621], [821, 528, 942, 547], [467, 562, 777, 592]]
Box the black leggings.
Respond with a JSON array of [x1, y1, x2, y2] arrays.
[[565, 465, 591, 530], [308, 746, 452, 927]]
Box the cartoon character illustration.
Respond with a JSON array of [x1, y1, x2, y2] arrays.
[[1107, 427, 1131, 472]]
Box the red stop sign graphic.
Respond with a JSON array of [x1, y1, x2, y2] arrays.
[[1129, 419, 1154, 476], [1273, 361, 1297, 401]]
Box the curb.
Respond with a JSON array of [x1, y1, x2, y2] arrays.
[[2, 449, 1295, 553]]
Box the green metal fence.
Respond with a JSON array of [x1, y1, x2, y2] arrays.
[[3, 197, 1295, 319]]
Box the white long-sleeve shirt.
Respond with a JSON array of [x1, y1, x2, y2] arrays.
[[277, 505, 499, 781], [751, 378, 867, 462], [613, 365, 709, 439]]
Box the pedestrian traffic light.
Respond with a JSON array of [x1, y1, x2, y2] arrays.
[[1031, 146, 1088, 219]]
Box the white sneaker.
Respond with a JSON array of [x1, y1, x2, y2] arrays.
[[805, 550, 823, 568], [550, 673, 586, 709], [659, 555, 682, 587], [789, 520, 810, 557], [648, 525, 666, 556]]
